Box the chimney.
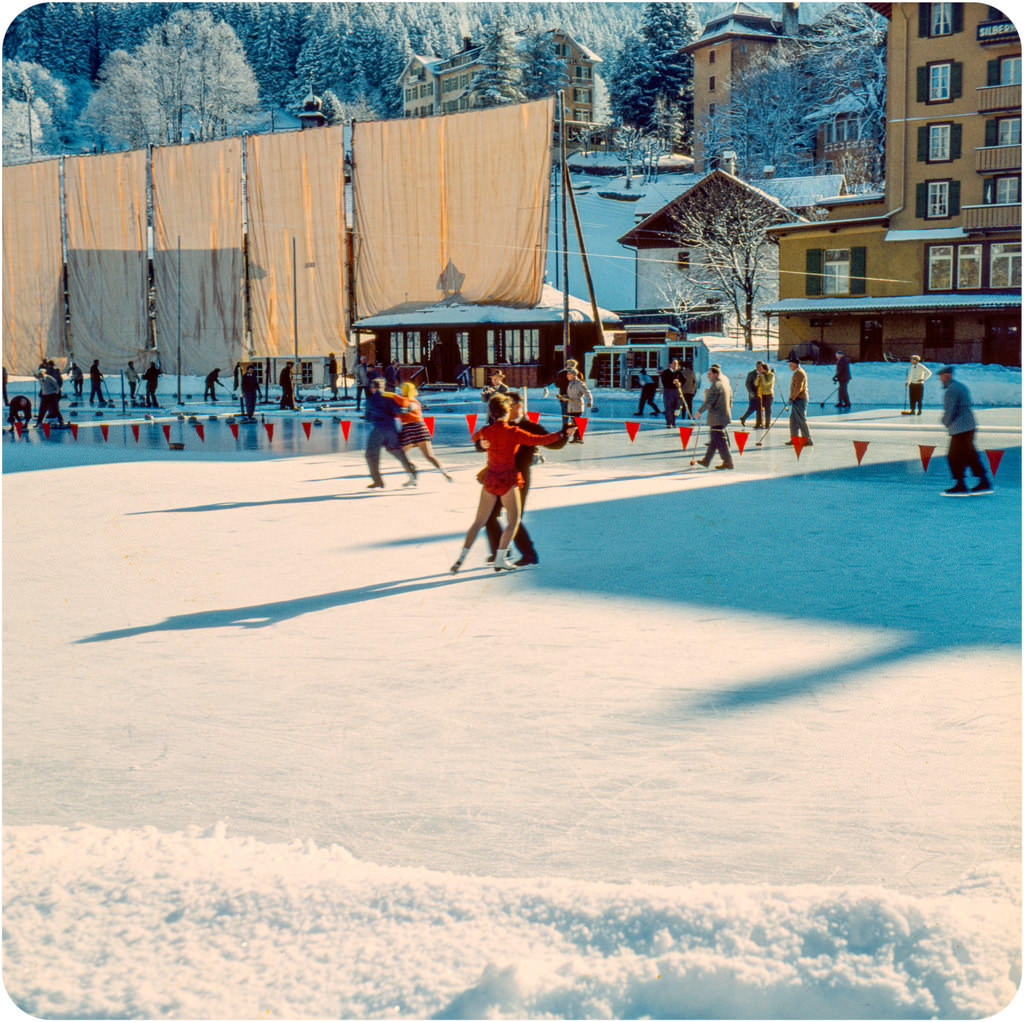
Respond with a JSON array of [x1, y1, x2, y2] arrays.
[[782, 2, 799, 36], [462, 36, 472, 51], [762, 165, 776, 179]]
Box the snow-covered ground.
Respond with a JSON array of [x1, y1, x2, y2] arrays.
[[2, 356, 1021, 1019]]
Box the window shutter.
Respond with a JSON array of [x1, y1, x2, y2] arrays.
[[949, 180, 960, 216], [806, 248, 822, 296], [917, 66, 929, 103], [916, 183, 928, 218], [985, 119, 998, 146], [984, 177, 995, 204], [918, 125, 929, 160], [951, 4, 963, 32], [850, 248, 867, 295], [988, 59, 1001, 86], [951, 62, 962, 99], [919, 4, 930, 36], [950, 123, 962, 159]]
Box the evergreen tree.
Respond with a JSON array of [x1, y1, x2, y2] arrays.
[[519, 23, 567, 101], [467, 16, 525, 108]]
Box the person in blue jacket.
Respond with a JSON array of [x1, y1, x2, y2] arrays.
[[364, 378, 418, 489], [939, 365, 991, 495]]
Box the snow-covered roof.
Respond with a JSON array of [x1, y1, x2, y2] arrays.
[[885, 227, 968, 242], [752, 174, 847, 210], [353, 284, 619, 329], [804, 93, 867, 121], [764, 292, 1020, 315]]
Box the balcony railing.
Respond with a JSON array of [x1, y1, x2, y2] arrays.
[[977, 83, 1022, 113], [962, 203, 1022, 230], [976, 144, 1022, 172]]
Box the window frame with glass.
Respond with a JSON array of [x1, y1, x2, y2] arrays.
[[823, 248, 851, 295]]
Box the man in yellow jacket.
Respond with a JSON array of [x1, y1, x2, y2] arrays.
[[786, 356, 812, 447]]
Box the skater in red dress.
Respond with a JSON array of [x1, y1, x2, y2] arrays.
[[450, 394, 570, 573]]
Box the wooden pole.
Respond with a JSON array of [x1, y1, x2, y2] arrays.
[[563, 160, 603, 351]]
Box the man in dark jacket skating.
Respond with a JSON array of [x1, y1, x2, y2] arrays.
[[364, 378, 418, 489]]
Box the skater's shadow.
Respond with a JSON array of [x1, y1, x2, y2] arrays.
[[75, 572, 487, 644]]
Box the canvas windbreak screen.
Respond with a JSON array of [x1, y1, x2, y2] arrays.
[[247, 125, 349, 357], [65, 150, 148, 371], [2, 160, 64, 374], [353, 98, 554, 318], [152, 138, 244, 374]]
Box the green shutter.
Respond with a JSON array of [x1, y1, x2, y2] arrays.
[[917, 66, 929, 103], [985, 118, 998, 146], [806, 248, 822, 296], [950, 123, 962, 160], [850, 248, 867, 295], [949, 180, 960, 216], [988, 59, 1001, 86], [919, 4, 930, 36], [951, 62, 962, 99], [916, 183, 928, 218], [918, 125, 929, 160], [951, 4, 963, 32]]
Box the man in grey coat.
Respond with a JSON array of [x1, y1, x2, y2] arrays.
[[695, 364, 734, 469], [939, 365, 991, 495]]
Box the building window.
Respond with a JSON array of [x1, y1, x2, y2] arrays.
[[990, 242, 1021, 287], [927, 180, 950, 217], [930, 2, 953, 34], [929, 123, 951, 160], [573, 88, 591, 104], [709, 50, 716, 64], [985, 174, 1022, 204], [998, 116, 1021, 146], [708, 103, 715, 118], [823, 249, 850, 294], [927, 245, 954, 289], [929, 62, 952, 101], [709, 76, 716, 92], [957, 244, 982, 289], [998, 55, 1022, 84], [677, 250, 690, 270]]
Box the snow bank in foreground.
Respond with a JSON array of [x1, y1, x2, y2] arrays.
[[4, 824, 1019, 1020]]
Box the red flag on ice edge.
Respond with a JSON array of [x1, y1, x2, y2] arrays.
[[853, 440, 869, 465], [162, 424, 171, 443], [423, 416, 435, 437], [986, 450, 1004, 476], [527, 411, 540, 424], [625, 421, 640, 442], [791, 435, 809, 458], [12, 422, 22, 438], [264, 423, 274, 442], [101, 424, 110, 441], [573, 416, 589, 439], [41, 422, 50, 439], [131, 424, 140, 442], [340, 420, 351, 441], [69, 423, 78, 440], [194, 423, 205, 442], [465, 414, 477, 436], [302, 421, 312, 440], [678, 426, 693, 450], [918, 445, 935, 471], [733, 431, 749, 454], [229, 423, 239, 440]]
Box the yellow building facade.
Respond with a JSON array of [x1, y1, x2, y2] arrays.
[[766, 2, 1021, 366]]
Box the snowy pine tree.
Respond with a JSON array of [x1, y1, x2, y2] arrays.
[[519, 23, 567, 101], [467, 17, 525, 109]]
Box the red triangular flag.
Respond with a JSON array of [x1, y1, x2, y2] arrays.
[[985, 449, 1004, 476], [69, 423, 78, 440], [162, 424, 171, 442], [41, 422, 51, 439], [466, 414, 478, 436], [733, 430, 749, 454], [423, 416, 435, 437], [13, 422, 22, 438], [791, 435, 808, 458], [573, 416, 589, 439], [101, 424, 109, 441], [678, 426, 693, 450], [853, 440, 869, 465], [918, 444, 935, 472], [131, 423, 140, 442], [229, 422, 238, 440], [625, 421, 641, 442], [264, 423, 274, 442], [302, 421, 312, 439], [194, 423, 205, 442], [340, 420, 351, 441], [527, 411, 540, 423]]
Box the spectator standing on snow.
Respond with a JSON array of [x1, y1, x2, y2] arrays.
[[634, 367, 660, 417], [564, 368, 593, 443], [354, 355, 371, 411], [695, 364, 734, 469], [833, 351, 852, 409], [35, 368, 65, 427], [204, 368, 224, 402], [364, 378, 418, 490], [680, 361, 698, 420], [938, 366, 991, 495], [660, 359, 685, 428], [279, 361, 298, 410], [384, 358, 401, 392], [89, 360, 105, 406], [554, 358, 580, 430], [241, 364, 260, 420], [739, 364, 762, 428], [143, 361, 161, 407], [905, 355, 932, 415], [327, 352, 339, 400], [125, 361, 139, 404], [69, 361, 84, 398], [756, 362, 775, 428], [786, 356, 812, 447]]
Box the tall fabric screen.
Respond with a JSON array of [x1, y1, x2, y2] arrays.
[[152, 138, 244, 374], [64, 150, 148, 371], [353, 98, 553, 318], [247, 126, 349, 357], [2, 160, 64, 374]]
